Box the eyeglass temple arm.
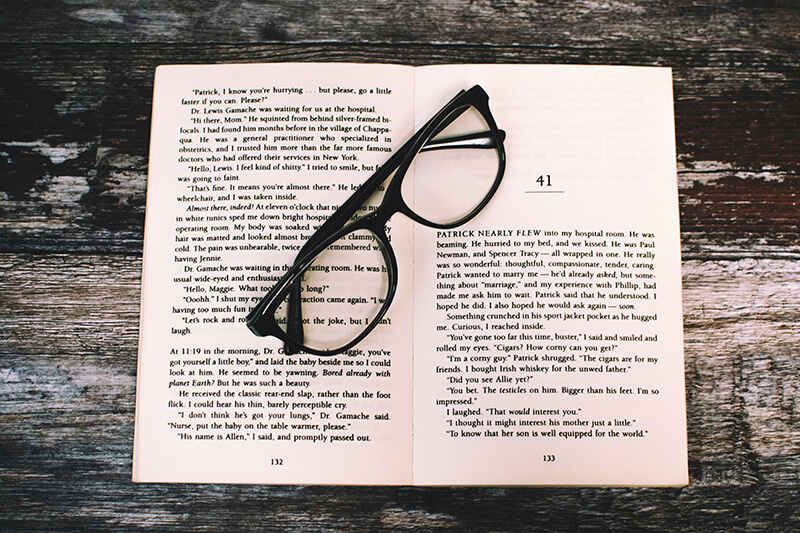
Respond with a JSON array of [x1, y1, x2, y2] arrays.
[[248, 126, 422, 352], [283, 88, 500, 354], [280, 138, 412, 354], [419, 130, 506, 152]]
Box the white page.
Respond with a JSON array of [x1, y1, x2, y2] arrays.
[[411, 65, 687, 485], [134, 63, 416, 484]]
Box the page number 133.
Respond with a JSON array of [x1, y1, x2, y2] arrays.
[[543, 454, 556, 462]]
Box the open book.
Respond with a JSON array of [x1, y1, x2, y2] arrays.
[[134, 63, 687, 485]]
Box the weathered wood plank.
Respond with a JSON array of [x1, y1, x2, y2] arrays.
[[1, 0, 798, 53], [1, 254, 798, 530], [1, 44, 797, 256], [682, 258, 800, 490], [679, 169, 800, 260]]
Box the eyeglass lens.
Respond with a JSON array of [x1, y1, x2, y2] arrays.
[[401, 104, 501, 225], [275, 228, 390, 352]]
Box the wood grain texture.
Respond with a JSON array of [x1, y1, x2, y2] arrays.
[[1, 255, 798, 531], [1, 0, 799, 52], [1, 0, 799, 530], [1, 43, 798, 257]]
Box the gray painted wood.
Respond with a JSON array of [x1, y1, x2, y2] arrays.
[[1, 1, 798, 530]]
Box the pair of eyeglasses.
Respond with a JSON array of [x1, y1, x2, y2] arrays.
[[246, 85, 506, 356]]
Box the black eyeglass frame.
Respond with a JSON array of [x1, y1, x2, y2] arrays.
[[246, 85, 506, 355]]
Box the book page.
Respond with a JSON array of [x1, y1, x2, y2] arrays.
[[134, 63, 416, 484], [412, 65, 687, 485]]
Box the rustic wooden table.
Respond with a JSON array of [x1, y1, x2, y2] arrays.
[[1, 2, 798, 531]]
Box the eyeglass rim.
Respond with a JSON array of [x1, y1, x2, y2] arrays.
[[246, 221, 399, 356], [389, 102, 507, 229]]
